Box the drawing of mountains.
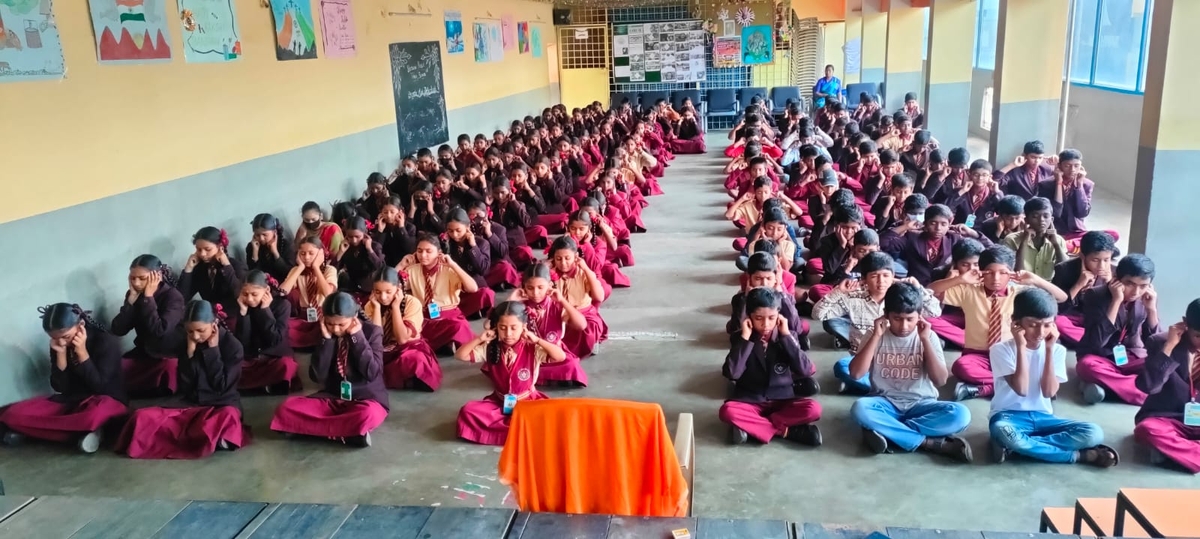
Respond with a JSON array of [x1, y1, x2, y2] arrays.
[[99, 27, 172, 61]]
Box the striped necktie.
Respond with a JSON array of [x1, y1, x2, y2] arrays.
[[1190, 354, 1200, 391], [987, 295, 1004, 347]]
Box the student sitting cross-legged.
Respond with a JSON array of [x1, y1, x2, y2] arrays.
[[1133, 299, 1200, 474], [848, 282, 973, 462], [1075, 254, 1161, 406], [987, 288, 1119, 467], [720, 287, 823, 447]]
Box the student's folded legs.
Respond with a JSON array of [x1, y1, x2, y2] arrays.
[[832, 358, 870, 395], [951, 351, 994, 400], [1074, 354, 1148, 405], [718, 399, 822, 446], [1133, 417, 1200, 474], [989, 411, 1114, 466], [851, 397, 972, 460]]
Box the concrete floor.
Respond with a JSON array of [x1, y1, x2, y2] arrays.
[[0, 134, 1189, 533]]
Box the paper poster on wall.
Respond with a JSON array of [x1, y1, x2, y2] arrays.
[[88, 0, 173, 64], [473, 20, 502, 62], [712, 36, 740, 68], [517, 21, 529, 54], [501, 15, 514, 50], [443, 10, 462, 54], [530, 25, 542, 58], [178, 0, 241, 62], [843, 37, 861, 76], [741, 24, 773, 65], [0, 0, 66, 83], [319, 0, 355, 58], [612, 20, 704, 83], [271, 0, 317, 60]]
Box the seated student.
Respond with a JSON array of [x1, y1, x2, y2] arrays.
[[844, 140, 881, 193], [179, 227, 248, 315], [902, 92, 925, 129], [848, 283, 972, 461], [565, 210, 630, 289], [720, 288, 823, 447], [444, 209, 497, 319], [116, 300, 246, 459], [725, 155, 772, 200], [670, 106, 706, 154], [111, 255, 184, 396], [805, 204, 865, 285], [581, 195, 635, 268], [1075, 254, 1161, 406], [295, 201, 344, 256], [810, 229, 880, 304], [466, 200, 522, 289], [336, 217, 385, 298], [510, 263, 589, 388], [549, 237, 609, 357], [0, 304, 127, 453], [960, 195, 1024, 244], [1050, 231, 1117, 346], [356, 173, 392, 222], [798, 169, 841, 230], [881, 204, 988, 286], [280, 238, 339, 349], [1134, 301, 1200, 473], [365, 268, 440, 391], [729, 253, 813, 352], [373, 195, 417, 268], [231, 271, 298, 393], [926, 239, 985, 349], [899, 130, 934, 174], [1048, 149, 1121, 252], [860, 149, 903, 207], [246, 213, 296, 283], [739, 240, 798, 297], [927, 148, 971, 206], [1002, 197, 1067, 280], [1000, 141, 1055, 201], [530, 157, 577, 234], [988, 288, 1118, 467], [270, 293, 386, 448], [870, 174, 921, 232], [408, 181, 445, 234], [490, 178, 542, 254], [916, 149, 948, 201], [877, 113, 915, 153], [597, 168, 648, 234], [726, 176, 774, 233], [949, 160, 1004, 226], [398, 233, 480, 353], [929, 245, 1068, 401], [455, 302, 565, 445]]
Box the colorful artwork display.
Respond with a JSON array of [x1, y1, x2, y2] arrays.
[[178, 0, 241, 62], [501, 15, 513, 51], [271, 0, 317, 60], [319, 0, 355, 58], [0, 0, 66, 83], [472, 20, 502, 63], [712, 36, 741, 68], [741, 24, 773, 65], [612, 20, 705, 84], [530, 25, 542, 59], [443, 9, 462, 54], [88, 0, 172, 64], [517, 21, 529, 54]]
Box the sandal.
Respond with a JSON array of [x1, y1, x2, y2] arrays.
[[1082, 444, 1120, 468]]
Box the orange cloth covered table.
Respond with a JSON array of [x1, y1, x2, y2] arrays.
[[498, 398, 689, 517]]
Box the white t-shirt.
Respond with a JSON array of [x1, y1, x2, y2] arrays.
[[988, 338, 1068, 418], [864, 329, 944, 411]]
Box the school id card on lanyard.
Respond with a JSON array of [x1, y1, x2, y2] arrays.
[[1185, 363, 1200, 427]]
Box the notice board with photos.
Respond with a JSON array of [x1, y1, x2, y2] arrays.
[[612, 20, 706, 83]]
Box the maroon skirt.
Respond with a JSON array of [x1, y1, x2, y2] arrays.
[[270, 395, 387, 439], [382, 340, 442, 391], [0, 395, 128, 443], [670, 136, 706, 154], [116, 405, 246, 459], [456, 391, 548, 446], [238, 356, 302, 392], [607, 244, 635, 267], [122, 357, 178, 395], [563, 305, 608, 358], [289, 318, 322, 349], [421, 307, 476, 351], [537, 213, 568, 235], [511, 246, 536, 270], [535, 351, 588, 387], [459, 287, 496, 318], [524, 225, 550, 247], [599, 262, 631, 288], [485, 259, 523, 289]]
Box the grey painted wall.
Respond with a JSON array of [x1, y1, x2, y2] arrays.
[[0, 86, 554, 406], [1062, 86, 1143, 201], [884, 71, 923, 111], [1130, 147, 1200, 319], [926, 81, 972, 151], [968, 68, 992, 141], [862, 68, 886, 85]]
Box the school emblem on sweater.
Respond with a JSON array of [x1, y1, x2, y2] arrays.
[[773, 362, 788, 375], [517, 368, 531, 381], [546, 331, 559, 343]]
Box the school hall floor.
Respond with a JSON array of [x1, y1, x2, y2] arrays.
[[0, 133, 1188, 533]]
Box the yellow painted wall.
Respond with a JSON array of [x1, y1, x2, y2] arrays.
[[994, 0, 1066, 103], [926, 0, 975, 85], [562, 69, 610, 111], [0, 0, 555, 225], [1140, 0, 1200, 151], [884, 5, 924, 74], [861, 8, 887, 71], [843, 10, 861, 83], [820, 22, 845, 76]]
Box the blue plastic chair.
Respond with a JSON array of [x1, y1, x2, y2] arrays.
[[769, 86, 802, 115], [843, 82, 880, 111], [638, 91, 670, 111], [671, 89, 703, 114], [737, 87, 770, 110], [609, 92, 640, 110], [705, 89, 740, 129]]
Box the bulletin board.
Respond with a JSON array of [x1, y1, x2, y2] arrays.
[[611, 20, 706, 83]]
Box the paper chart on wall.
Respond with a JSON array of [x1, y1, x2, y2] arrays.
[[473, 20, 502, 62], [501, 15, 514, 50], [87, 0, 173, 65], [177, 0, 241, 63], [319, 0, 356, 58], [0, 0, 66, 82], [517, 21, 529, 54], [612, 20, 704, 83], [443, 10, 462, 54], [530, 25, 542, 58], [271, 0, 318, 60]]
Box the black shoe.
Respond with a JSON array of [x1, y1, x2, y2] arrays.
[[926, 436, 973, 463], [1, 430, 24, 447], [862, 428, 889, 454], [793, 378, 820, 397], [786, 424, 822, 447], [217, 439, 232, 451], [349, 433, 372, 448], [798, 334, 812, 351], [832, 336, 851, 350], [990, 438, 1009, 464], [727, 425, 748, 445]]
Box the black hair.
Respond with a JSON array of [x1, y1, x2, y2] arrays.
[[549, 236, 578, 257], [833, 204, 865, 225], [251, 213, 284, 234], [948, 148, 969, 167], [301, 201, 323, 215], [415, 232, 442, 252], [893, 112, 911, 125], [243, 269, 280, 294], [858, 140, 877, 155], [859, 251, 894, 275], [40, 303, 106, 333], [1024, 197, 1053, 215], [1116, 254, 1156, 281], [890, 174, 913, 190], [830, 189, 856, 208], [799, 144, 820, 159], [752, 238, 778, 255], [747, 252, 777, 274], [928, 149, 944, 165], [761, 208, 787, 225], [912, 130, 931, 146], [1012, 288, 1058, 320], [745, 287, 782, 315], [995, 195, 1026, 217], [130, 254, 178, 288], [1059, 148, 1083, 162], [331, 201, 359, 226], [446, 208, 471, 226], [902, 194, 929, 215], [853, 228, 879, 247], [884, 282, 922, 315], [193, 226, 228, 249], [925, 204, 953, 222], [1186, 299, 1200, 330], [1022, 141, 1045, 155], [183, 299, 223, 326], [366, 172, 387, 186], [878, 149, 899, 166], [951, 238, 985, 263], [969, 159, 993, 172], [322, 292, 364, 320], [904, 92, 917, 102], [345, 217, 371, 235], [523, 261, 554, 284], [1079, 231, 1119, 257], [979, 245, 1017, 271], [485, 301, 530, 364]]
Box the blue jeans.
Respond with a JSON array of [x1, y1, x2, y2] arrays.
[[851, 397, 972, 451], [989, 411, 1104, 463], [833, 357, 871, 394], [822, 318, 852, 343]]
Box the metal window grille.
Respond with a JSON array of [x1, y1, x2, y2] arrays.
[[559, 25, 610, 70]]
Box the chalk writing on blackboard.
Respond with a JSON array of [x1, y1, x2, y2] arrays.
[[389, 41, 449, 156]]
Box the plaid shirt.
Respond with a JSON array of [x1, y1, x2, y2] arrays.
[[812, 286, 942, 351]]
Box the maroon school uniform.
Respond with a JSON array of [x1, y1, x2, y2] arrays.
[[111, 285, 185, 395], [1000, 165, 1055, 201], [230, 296, 300, 392], [0, 330, 128, 444], [479, 221, 523, 288], [718, 330, 821, 444], [270, 323, 389, 440], [339, 241, 385, 296], [1134, 332, 1200, 473], [376, 297, 442, 391], [1075, 287, 1160, 405], [446, 239, 496, 318], [456, 340, 550, 446], [949, 189, 1003, 225], [881, 230, 990, 286], [1049, 258, 1115, 346], [116, 328, 246, 459], [373, 222, 417, 268], [245, 238, 296, 284], [523, 297, 588, 387], [179, 259, 248, 316]]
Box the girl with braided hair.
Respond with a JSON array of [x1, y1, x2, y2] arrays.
[[231, 270, 298, 393], [112, 254, 185, 396], [280, 237, 339, 348], [365, 267, 441, 391], [510, 263, 588, 388], [179, 226, 248, 315]]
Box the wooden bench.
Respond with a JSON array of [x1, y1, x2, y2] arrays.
[[1114, 488, 1200, 538], [1073, 497, 1148, 537], [1039, 507, 1074, 534]]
